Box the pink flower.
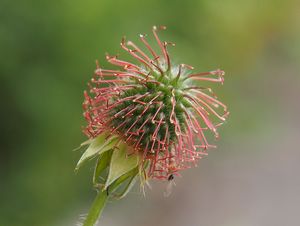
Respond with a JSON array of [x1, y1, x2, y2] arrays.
[[82, 26, 229, 180]]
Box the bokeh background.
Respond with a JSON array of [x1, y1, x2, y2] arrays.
[[1, 0, 300, 225]]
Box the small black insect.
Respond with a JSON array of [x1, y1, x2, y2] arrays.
[[164, 174, 175, 197], [168, 174, 174, 181]]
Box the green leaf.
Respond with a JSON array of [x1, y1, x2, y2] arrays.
[[92, 150, 113, 185], [75, 134, 118, 171], [104, 143, 139, 189]]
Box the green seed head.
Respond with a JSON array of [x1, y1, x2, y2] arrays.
[[83, 26, 229, 179]]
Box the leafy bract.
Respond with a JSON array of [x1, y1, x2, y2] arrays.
[[93, 150, 113, 186], [76, 133, 118, 170], [104, 142, 139, 189]]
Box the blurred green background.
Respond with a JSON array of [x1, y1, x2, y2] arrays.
[[1, 0, 299, 225]]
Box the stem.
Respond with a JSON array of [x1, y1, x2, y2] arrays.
[[81, 166, 140, 225], [83, 189, 108, 226]]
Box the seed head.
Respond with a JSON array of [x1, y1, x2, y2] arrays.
[[83, 26, 229, 180]]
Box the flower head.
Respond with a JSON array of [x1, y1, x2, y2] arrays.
[[82, 26, 229, 181]]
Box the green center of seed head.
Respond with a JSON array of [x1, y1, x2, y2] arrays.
[[110, 64, 189, 153]]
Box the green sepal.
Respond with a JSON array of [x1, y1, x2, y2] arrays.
[[108, 166, 139, 192], [113, 174, 137, 200], [72, 139, 93, 152], [104, 142, 139, 189], [75, 133, 118, 171], [92, 150, 113, 186]]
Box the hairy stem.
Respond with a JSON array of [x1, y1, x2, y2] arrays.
[[83, 189, 108, 226]]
